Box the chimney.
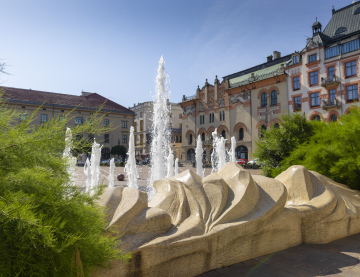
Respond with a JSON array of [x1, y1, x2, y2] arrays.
[[273, 51, 281, 60], [267, 55, 273, 62], [81, 91, 92, 96]]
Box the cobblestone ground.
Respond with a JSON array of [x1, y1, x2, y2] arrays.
[[76, 164, 360, 277]]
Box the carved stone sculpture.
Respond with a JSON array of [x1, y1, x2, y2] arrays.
[[94, 162, 360, 277]]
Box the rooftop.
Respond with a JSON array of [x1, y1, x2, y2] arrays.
[[0, 86, 135, 114]]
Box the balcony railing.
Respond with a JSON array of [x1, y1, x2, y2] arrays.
[[321, 76, 340, 88], [322, 98, 340, 110]]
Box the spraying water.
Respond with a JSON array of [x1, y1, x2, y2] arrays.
[[89, 139, 102, 196], [63, 127, 77, 186], [166, 147, 174, 178], [174, 158, 179, 175], [148, 56, 171, 200], [108, 158, 115, 188], [230, 136, 236, 162], [84, 158, 91, 192], [125, 126, 139, 188], [195, 135, 204, 177], [211, 129, 227, 173]]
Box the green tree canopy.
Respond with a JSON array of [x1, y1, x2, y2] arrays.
[[0, 94, 130, 276], [254, 113, 314, 177], [111, 145, 127, 158]]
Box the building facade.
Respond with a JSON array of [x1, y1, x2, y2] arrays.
[[180, 53, 291, 163], [131, 101, 183, 161], [287, 2, 360, 122], [1, 86, 135, 160]]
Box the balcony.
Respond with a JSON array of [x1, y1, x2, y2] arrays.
[[321, 76, 340, 88], [322, 98, 340, 110]]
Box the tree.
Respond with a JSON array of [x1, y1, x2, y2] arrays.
[[0, 93, 130, 276], [253, 113, 314, 177], [278, 108, 360, 189], [111, 145, 127, 159]]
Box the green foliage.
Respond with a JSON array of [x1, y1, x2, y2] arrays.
[[110, 145, 127, 159], [253, 113, 314, 177], [0, 96, 130, 277], [278, 108, 360, 189]]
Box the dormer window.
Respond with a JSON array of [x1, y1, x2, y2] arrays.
[[335, 27, 347, 36], [293, 56, 299, 64], [354, 7, 360, 15]]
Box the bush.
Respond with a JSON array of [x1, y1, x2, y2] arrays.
[[0, 96, 130, 276]]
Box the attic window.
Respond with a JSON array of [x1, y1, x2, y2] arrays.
[[354, 7, 360, 15], [335, 27, 347, 35]]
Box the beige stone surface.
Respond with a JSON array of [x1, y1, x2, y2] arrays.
[[93, 163, 360, 277]]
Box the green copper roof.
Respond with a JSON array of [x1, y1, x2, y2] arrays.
[[229, 62, 287, 88]]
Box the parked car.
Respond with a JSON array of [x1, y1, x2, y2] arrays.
[[247, 158, 260, 169], [236, 159, 248, 166]]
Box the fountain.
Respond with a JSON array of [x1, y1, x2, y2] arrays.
[[63, 127, 77, 186], [108, 158, 115, 188], [174, 158, 179, 175], [229, 136, 236, 162], [84, 158, 91, 192], [124, 126, 138, 188], [88, 139, 102, 196], [211, 129, 227, 173], [166, 147, 174, 178], [195, 135, 204, 177], [148, 56, 171, 200]]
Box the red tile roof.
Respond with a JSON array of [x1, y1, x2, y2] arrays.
[[0, 86, 134, 114]]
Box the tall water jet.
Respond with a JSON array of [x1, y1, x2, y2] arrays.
[[89, 139, 102, 196], [125, 126, 139, 189], [195, 135, 204, 177], [174, 158, 179, 176], [230, 136, 236, 162], [166, 147, 174, 178], [63, 127, 77, 186], [211, 129, 227, 173], [84, 158, 91, 192], [108, 158, 115, 188], [148, 56, 171, 200]]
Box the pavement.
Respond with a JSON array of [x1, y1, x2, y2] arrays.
[[76, 164, 360, 277]]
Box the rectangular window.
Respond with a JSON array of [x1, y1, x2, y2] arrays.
[[309, 53, 317, 63], [325, 46, 340, 59], [179, 114, 182, 119], [20, 113, 26, 122], [341, 39, 360, 54], [122, 121, 127, 128], [328, 66, 335, 81], [134, 122, 137, 130], [76, 117, 82, 125], [140, 112, 142, 117], [212, 113, 214, 123], [329, 89, 336, 105], [209, 114, 211, 123], [294, 96, 301, 110], [293, 56, 299, 64], [347, 85, 359, 101], [59, 115, 65, 122], [140, 120, 143, 131], [309, 71, 319, 86], [310, 92, 320, 107], [219, 111, 222, 121], [179, 123, 182, 129], [345, 61, 357, 77], [122, 134, 128, 143], [41, 114, 47, 123], [222, 111, 225, 121], [140, 134, 143, 145], [293, 76, 300, 90], [104, 119, 109, 127], [104, 134, 109, 143]]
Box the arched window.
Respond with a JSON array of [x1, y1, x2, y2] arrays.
[[331, 114, 337, 122], [261, 92, 267, 107], [239, 128, 244, 140], [335, 27, 347, 35], [312, 115, 321, 121], [271, 90, 277, 106], [274, 123, 280, 128], [189, 134, 193, 144], [201, 132, 205, 141], [235, 145, 248, 160], [260, 125, 267, 138], [187, 149, 195, 161], [221, 130, 226, 139]]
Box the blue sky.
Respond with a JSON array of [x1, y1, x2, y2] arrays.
[[0, 0, 354, 108]]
